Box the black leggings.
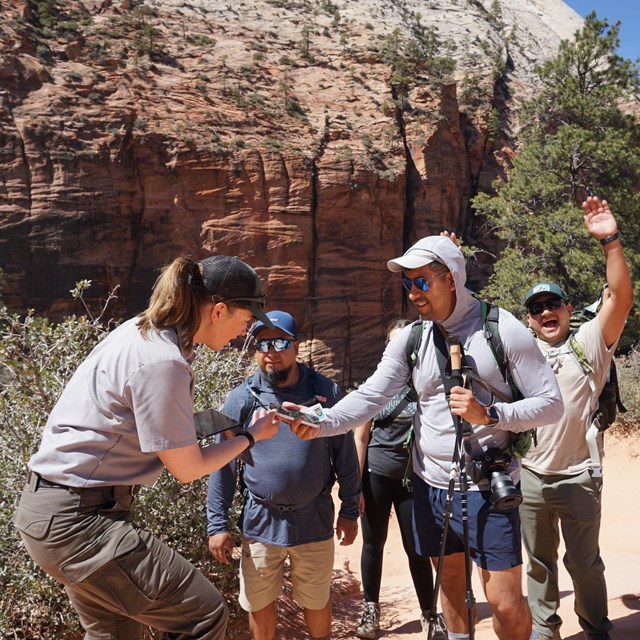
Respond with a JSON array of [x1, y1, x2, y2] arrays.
[[360, 470, 434, 611]]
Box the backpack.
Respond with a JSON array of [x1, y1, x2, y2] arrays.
[[370, 384, 417, 490], [405, 300, 534, 458], [565, 286, 626, 432]]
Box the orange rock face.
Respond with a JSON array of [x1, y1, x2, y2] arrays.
[[0, 0, 584, 385]]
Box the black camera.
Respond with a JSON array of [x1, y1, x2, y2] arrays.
[[470, 448, 522, 512]]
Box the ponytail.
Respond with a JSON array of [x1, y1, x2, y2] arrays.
[[138, 256, 206, 351]]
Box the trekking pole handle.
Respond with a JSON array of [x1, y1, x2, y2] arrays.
[[447, 338, 466, 391], [449, 340, 462, 372]]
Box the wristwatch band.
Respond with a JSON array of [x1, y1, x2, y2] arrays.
[[236, 431, 255, 449], [485, 405, 499, 427], [600, 232, 620, 246]]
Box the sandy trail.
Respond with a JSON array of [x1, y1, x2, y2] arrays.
[[229, 432, 640, 639]]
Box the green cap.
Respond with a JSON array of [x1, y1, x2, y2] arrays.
[[524, 282, 568, 307]]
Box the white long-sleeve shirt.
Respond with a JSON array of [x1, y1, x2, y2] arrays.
[[317, 236, 563, 490]]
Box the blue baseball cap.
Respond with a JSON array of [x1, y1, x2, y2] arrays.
[[251, 310, 298, 339], [524, 282, 568, 307]]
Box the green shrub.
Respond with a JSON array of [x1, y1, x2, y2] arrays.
[[0, 284, 255, 638], [65, 70, 83, 83]]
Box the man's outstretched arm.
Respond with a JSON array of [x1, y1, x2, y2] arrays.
[[582, 196, 633, 348]]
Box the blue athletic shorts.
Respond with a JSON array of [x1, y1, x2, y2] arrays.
[[411, 474, 522, 570]]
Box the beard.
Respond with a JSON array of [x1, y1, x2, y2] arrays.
[[264, 365, 292, 387]]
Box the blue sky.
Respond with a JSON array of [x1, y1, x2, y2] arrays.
[[564, 1, 640, 62]]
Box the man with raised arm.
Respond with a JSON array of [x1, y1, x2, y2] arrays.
[[521, 196, 633, 640]]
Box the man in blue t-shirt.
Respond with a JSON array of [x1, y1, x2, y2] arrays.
[[207, 310, 360, 640]]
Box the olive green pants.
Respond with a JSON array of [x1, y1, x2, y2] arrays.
[[520, 466, 612, 639], [14, 475, 228, 640]]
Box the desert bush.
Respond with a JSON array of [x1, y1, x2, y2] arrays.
[[0, 284, 255, 638]]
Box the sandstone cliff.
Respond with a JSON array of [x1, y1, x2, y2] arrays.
[[0, 0, 583, 384]]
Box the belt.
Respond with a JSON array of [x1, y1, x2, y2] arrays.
[[37, 475, 71, 489], [244, 487, 327, 512], [27, 470, 140, 496]]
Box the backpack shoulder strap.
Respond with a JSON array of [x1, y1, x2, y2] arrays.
[[609, 359, 627, 413], [236, 373, 261, 499], [239, 373, 260, 429], [304, 365, 337, 479], [481, 301, 535, 455], [406, 320, 426, 376], [481, 301, 522, 400], [568, 331, 595, 375], [307, 368, 321, 397]]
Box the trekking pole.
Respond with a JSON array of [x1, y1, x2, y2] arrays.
[[449, 339, 476, 639], [451, 344, 476, 640], [428, 339, 475, 639], [427, 415, 462, 639]]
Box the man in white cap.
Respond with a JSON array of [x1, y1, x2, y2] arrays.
[[289, 236, 563, 640]]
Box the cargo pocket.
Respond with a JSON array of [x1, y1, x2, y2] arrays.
[[13, 508, 54, 540], [59, 523, 140, 585]]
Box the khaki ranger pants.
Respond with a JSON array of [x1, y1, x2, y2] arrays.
[[14, 472, 228, 640]]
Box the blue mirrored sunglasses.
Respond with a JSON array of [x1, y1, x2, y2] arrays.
[[255, 338, 293, 353], [401, 271, 447, 292]]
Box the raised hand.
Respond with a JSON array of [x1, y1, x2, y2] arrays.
[[582, 196, 618, 241], [440, 230, 460, 247]]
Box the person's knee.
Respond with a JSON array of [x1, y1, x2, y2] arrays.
[[490, 592, 529, 625], [198, 598, 229, 640], [363, 539, 385, 556]]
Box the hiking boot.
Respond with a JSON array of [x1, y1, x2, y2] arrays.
[[355, 602, 380, 639], [421, 611, 447, 640]]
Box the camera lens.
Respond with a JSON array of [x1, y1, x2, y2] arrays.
[[489, 470, 523, 512]]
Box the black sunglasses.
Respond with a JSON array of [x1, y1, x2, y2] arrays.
[[255, 338, 293, 353], [527, 298, 564, 316], [401, 271, 447, 292]]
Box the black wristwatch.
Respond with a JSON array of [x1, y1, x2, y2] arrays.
[[236, 431, 255, 449], [485, 406, 499, 427]]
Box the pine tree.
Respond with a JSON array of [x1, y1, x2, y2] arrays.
[[473, 13, 640, 340]]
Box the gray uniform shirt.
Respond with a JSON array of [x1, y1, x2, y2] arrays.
[[316, 236, 564, 490], [28, 317, 198, 487]]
